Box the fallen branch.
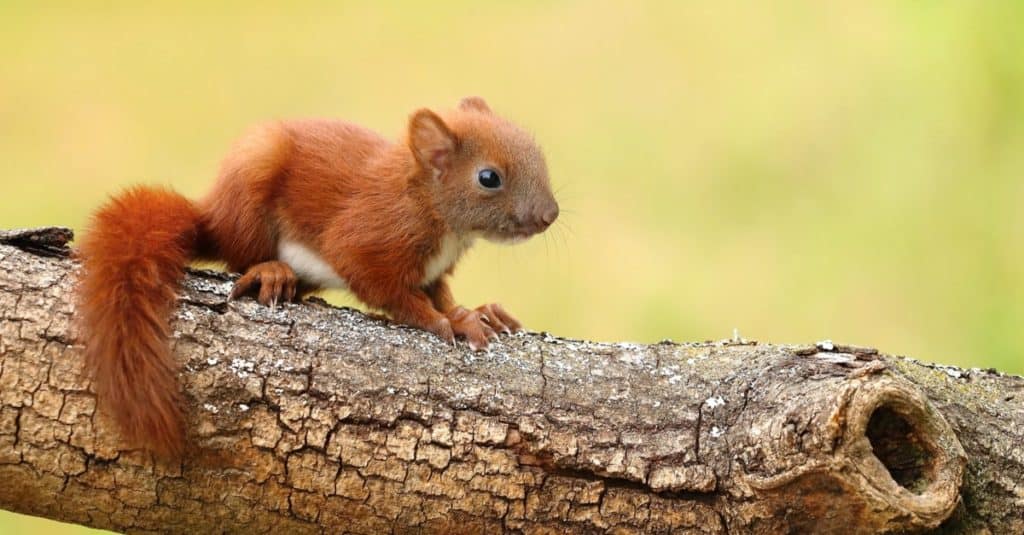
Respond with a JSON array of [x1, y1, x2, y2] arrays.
[[0, 227, 1021, 534]]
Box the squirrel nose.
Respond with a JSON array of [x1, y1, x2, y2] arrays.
[[521, 202, 559, 232], [541, 204, 559, 227]]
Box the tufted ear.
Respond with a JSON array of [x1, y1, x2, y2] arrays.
[[458, 96, 492, 114], [408, 109, 456, 172]]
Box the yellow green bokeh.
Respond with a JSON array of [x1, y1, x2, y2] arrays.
[[2, 2, 1022, 532]]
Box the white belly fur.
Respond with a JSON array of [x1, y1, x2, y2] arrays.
[[421, 232, 476, 286], [278, 239, 347, 289], [279, 233, 472, 290]]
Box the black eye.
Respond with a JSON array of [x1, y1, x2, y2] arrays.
[[477, 168, 502, 189]]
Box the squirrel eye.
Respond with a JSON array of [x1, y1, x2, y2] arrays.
[[477, 169, 502, 189]]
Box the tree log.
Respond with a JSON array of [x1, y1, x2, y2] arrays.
[[0, 227, 1021, 534]]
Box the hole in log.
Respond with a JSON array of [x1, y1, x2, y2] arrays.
[[865, 405, 935, 494]]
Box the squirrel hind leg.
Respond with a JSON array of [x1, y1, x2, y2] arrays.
[[229, 260, 300, 306]]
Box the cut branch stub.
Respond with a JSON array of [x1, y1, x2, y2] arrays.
[[0, 228, 987, 534], [736, 371, 966, 532]]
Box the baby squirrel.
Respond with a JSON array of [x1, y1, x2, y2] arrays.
[[77, 96, 559, 456]]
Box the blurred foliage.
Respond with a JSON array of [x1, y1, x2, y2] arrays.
[[1, 1, 1022, 532]]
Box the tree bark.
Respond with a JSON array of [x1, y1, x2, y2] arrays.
[[0, 227, 1020, 534]]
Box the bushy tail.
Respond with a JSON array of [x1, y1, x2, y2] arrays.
[[77, 186, 203, 457]]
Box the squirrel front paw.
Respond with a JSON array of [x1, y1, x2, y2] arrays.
[[448, 307, 496, 351], [446, 304, 521, 351], [426, 316, 455, 345], [473, 303, 522, 335], [229, 261, 298, 307]]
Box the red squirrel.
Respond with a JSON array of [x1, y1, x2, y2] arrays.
[[77, 97, 559, 456]]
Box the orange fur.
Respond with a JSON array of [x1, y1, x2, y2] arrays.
[[77, 97, 558, 456], [77, 187, 201, 457]]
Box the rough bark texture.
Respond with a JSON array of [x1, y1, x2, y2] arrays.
[[0, 227, 1021, 534]]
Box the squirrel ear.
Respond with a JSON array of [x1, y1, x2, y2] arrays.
[[408, 109, 456, 171], [458, 96, 491, 114]]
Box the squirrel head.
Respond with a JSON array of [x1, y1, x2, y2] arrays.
[[407, 97, 558, 243]]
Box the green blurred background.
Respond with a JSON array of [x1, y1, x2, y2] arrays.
[[1, 1, 1022, 532]]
